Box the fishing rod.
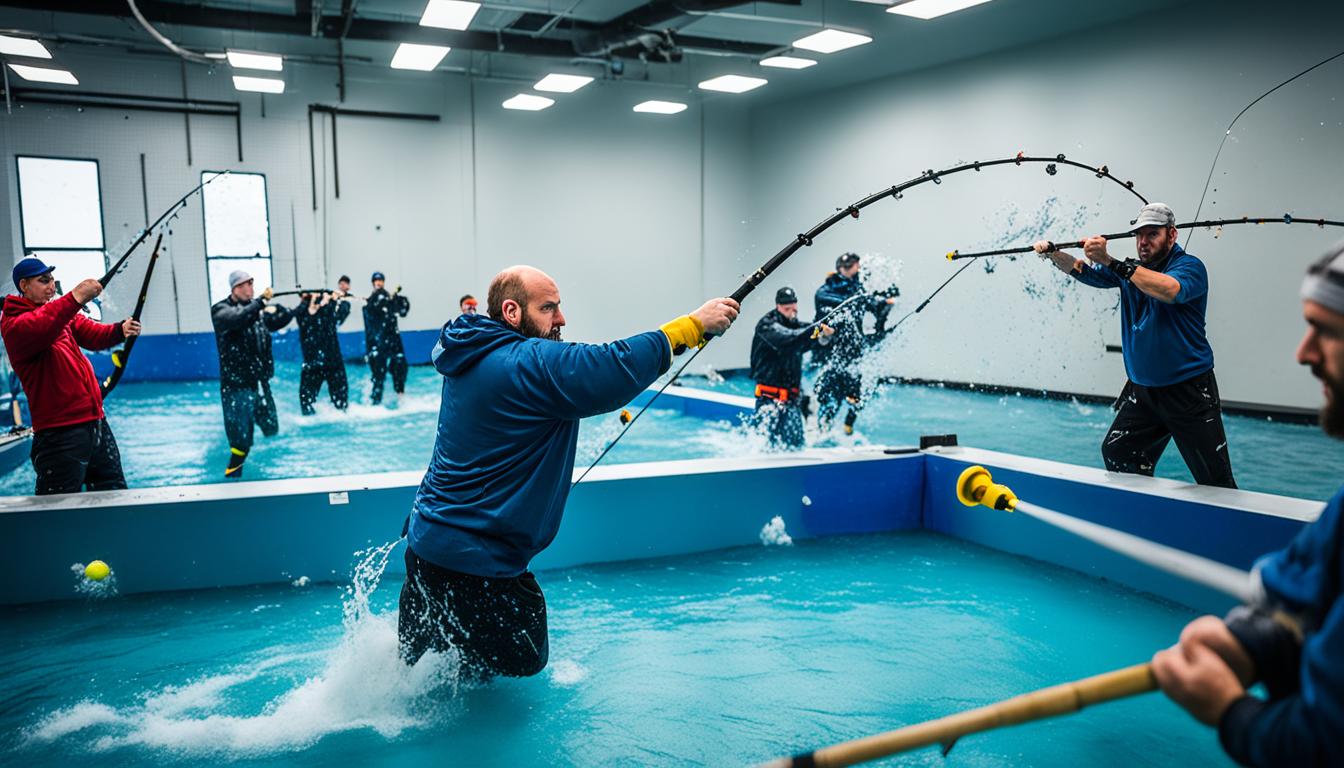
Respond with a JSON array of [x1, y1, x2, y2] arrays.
[[98, 171, 229, 287], [572, 154, 1152, 485], [756, 466, 1261, 768], [946, 214, 1344, 261], [1186, 48, 1344, 250], [99, 233, 163, 398]]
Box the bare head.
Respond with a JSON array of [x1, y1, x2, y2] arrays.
[[487, 265, 565, 341]]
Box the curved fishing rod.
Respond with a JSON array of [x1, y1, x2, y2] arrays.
[[573, 153, 1152, 486], [1186, 48, 1344, 250], [99, 233, 163, 398], [99, 171, 229, 287], [946, 214, 1344, 261]]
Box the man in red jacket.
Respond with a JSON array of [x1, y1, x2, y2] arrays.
[[0, 256, 141, 495]]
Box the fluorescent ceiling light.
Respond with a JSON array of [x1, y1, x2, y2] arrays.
[[888, 0, 992, 18], [633, 100, 687, 115], [7, 64, 77, 85], [420, 0, 481, 30], [391, 43, 451, 71], [792, 29, 872, 53], [760, 55, 817, 69], [698, 74, 767, 93], [232, 75, 285, 94], [502, 93, 554, 111], [534, 73, 594, 93], [227, 50, 283, 71], [0, 34, 51, 59]]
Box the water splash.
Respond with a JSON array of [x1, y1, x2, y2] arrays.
[[759, 516, 794, 547], [70, 562, 119, 599], [32, 541, 460, 757]]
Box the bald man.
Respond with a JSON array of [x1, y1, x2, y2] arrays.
[[399, 266, 739, 679]]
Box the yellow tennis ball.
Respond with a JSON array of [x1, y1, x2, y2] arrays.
[[84, 560, 110, 581]]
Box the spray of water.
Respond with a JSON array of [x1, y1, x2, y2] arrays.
[[32, 541, 461, 757]]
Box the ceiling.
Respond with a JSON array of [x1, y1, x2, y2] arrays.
[[0, 0, 1196, 103]]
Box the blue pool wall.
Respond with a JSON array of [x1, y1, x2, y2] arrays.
[[0, 387, 1321, 608], [79, 328, 443, 383]]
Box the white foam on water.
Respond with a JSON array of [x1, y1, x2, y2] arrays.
[[293, 394, 441, 426], [291, 575, 311, 587], [549, 659, 588, 686], [759, 516, 794, 547], [32, 541, 462, 757], [70, 562, 119, 599]]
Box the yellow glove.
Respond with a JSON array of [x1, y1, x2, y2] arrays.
[[660, 314, 705, 356]]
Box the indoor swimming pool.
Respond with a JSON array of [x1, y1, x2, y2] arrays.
[[2, 532, 1229, 767], [0, 362, 1335, 501]]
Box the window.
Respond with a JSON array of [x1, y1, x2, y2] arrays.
[[15, 156, 107, 319], [201, 171, 272, 302]]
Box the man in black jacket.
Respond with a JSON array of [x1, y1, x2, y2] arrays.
[[363, 271, 410, 405], [750, 286, 833, 449], [813, 253, 898, 435], [211, 270, 294, 478], [294, 290, 350, 414]]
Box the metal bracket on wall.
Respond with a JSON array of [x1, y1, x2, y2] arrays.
[[2, 87, 244, 162], [306, 104, 440, 209]]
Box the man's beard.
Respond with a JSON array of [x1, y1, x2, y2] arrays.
[[1318, 366, 1344, 437], [519, 308, 562, 341]]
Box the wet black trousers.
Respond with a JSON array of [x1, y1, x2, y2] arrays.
[[816, 368, 862, 429], [31, 418, 127, 495], [754, 398, 805, 449], [397, 547, 549, 680], [1102, 369, 1237, 488], [368, 350, 408, 404], [299, 362, 349, 414], [221, 381, 279, 453]]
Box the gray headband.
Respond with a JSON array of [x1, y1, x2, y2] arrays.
[[1303, 240, 1344, 316]]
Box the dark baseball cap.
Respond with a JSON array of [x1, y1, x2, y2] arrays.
[[371, 271, 385, 282], [775, 286, 798, 304], [836, 252, 860, 270], [12, 255, 54, 285]]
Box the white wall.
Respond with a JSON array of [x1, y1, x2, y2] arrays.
[[700, 0, 1344, 409], [2, 0, 1341, 410], [0, 49, 740, 345]]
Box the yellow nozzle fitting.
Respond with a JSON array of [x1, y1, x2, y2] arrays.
[[946, 251, 957, 261], [955, 465, 1018, 512]]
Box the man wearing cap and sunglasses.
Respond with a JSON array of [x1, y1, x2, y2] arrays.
[[1034, 202, 1236, 488], [210, 269, 294, 478], [459, 294, 478, 317], [0, 255, 141, 495], [750, 286, 834, 449], [363, 272, 410, 405]]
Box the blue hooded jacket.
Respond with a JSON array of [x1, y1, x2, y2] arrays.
[[407, 314, 672, 577], [1219, 487, 1343, 767]]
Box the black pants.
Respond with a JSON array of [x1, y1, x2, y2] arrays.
[[368, 350, 407, 404], [397, 547, 549, 680], [1102, 369, 1236, 488], [299, 362, 349, 414], [31, 418, 126, 495], [754, 397, 805, 449], [816, 368, 862, 430], [221, 381, 278, 458]]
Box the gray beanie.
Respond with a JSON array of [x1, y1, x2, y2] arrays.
[[1303, 240, 1344, 316]]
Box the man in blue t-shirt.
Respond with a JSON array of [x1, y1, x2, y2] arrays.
[[1034, 203, 1235, 487], [1150, 241, 1344, 766]]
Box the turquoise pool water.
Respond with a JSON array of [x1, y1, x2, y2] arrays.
[[1, 362, 1336, 502], [685, 374, 1344, 502], [2, 532, 1229, 767]]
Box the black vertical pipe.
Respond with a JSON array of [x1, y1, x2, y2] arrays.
[[331, 112, 340, 199], [139, 153, 149, 226], [180, 60, 193, 165], [308, 106, 318, 211]]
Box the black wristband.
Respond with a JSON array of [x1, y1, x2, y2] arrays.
[[1109, 259, 1139, 280]]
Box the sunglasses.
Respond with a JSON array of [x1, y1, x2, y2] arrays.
[[32, 275, 54, 285]]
